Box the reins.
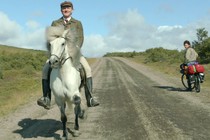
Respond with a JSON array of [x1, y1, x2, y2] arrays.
[[61, 56, 72, 65]]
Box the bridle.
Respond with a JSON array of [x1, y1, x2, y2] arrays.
[[50, 36, 72, 66]]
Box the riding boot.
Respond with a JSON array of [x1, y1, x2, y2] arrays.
[[37, 79, 51, 109], [85, 77, 99, 107]]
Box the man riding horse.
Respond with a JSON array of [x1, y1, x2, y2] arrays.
[[37, 1, 99, 109]]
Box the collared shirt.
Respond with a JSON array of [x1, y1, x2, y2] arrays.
[[63, 17, 71, 24]]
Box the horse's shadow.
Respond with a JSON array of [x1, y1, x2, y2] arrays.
[[153, 86, 190, 92], [13, 118, 68, 139]]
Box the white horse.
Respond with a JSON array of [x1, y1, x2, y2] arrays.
[[46, 26, 84, 139]]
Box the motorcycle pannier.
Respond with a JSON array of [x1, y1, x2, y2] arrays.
[[188, 65, 196, 74], [195, 64, 205, 73]]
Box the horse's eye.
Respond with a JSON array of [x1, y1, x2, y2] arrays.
[[62, 43, 65, 46]]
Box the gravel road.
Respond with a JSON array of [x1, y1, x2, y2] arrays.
[[0, 57, 210, 140]]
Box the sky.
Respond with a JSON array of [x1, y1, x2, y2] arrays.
[[0, 0, 210, 57]]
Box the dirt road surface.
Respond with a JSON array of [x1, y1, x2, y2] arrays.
[[1, 57, 210, 140]]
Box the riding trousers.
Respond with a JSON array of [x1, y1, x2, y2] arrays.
[[42, 56, 92, 79]]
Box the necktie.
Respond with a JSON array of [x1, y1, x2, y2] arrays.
[[65, 19, 68, 24]]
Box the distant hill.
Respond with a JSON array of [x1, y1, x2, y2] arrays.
[[0, 44, 48, 71], [0, 44, 45, 54]]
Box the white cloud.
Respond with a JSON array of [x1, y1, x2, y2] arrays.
[[0, 12, 21, 41], [0, 11, 45, 50], [1, 10, 210, 58], [82, 34, 107, 57], [157, 25, 182, 32], [83, 9, 210, 57], [19, 28, 45, 50], [26, 20, 40, 30]]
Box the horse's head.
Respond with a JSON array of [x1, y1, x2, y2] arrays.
[[46, 27, 81, 68], [49, 35, 67, 68], [45, 27, 66, 68]]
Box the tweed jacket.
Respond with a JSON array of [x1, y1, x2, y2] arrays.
[[51, 17, 84, 48]]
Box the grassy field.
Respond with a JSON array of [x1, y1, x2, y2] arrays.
[[128, 55, 210, 88], [0, 70, 41, 115], [0, 45, 45, 116], [0, 45, 98, 117], [1, 44, 208, 117]]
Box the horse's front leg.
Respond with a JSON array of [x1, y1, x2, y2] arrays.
[[73, 95, 81, 130]]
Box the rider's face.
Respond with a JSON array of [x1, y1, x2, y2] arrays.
[[184, 44, 190, 49], [61, 6, 73, 18]]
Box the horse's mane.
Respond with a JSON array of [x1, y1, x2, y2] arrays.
[[46, 26, 81, 68]]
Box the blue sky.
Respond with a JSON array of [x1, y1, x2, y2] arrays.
[[0, 0, 210, 57]]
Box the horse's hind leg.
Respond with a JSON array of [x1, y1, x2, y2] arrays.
[[58, 103, 68, 139]]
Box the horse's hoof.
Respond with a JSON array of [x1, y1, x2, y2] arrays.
[[67, 128, 81, 137], [72, 130, 81, 137], [61, 137, 70, 140]]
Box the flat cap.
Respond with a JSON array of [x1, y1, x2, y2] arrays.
[[60, 1, 73, 8]]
